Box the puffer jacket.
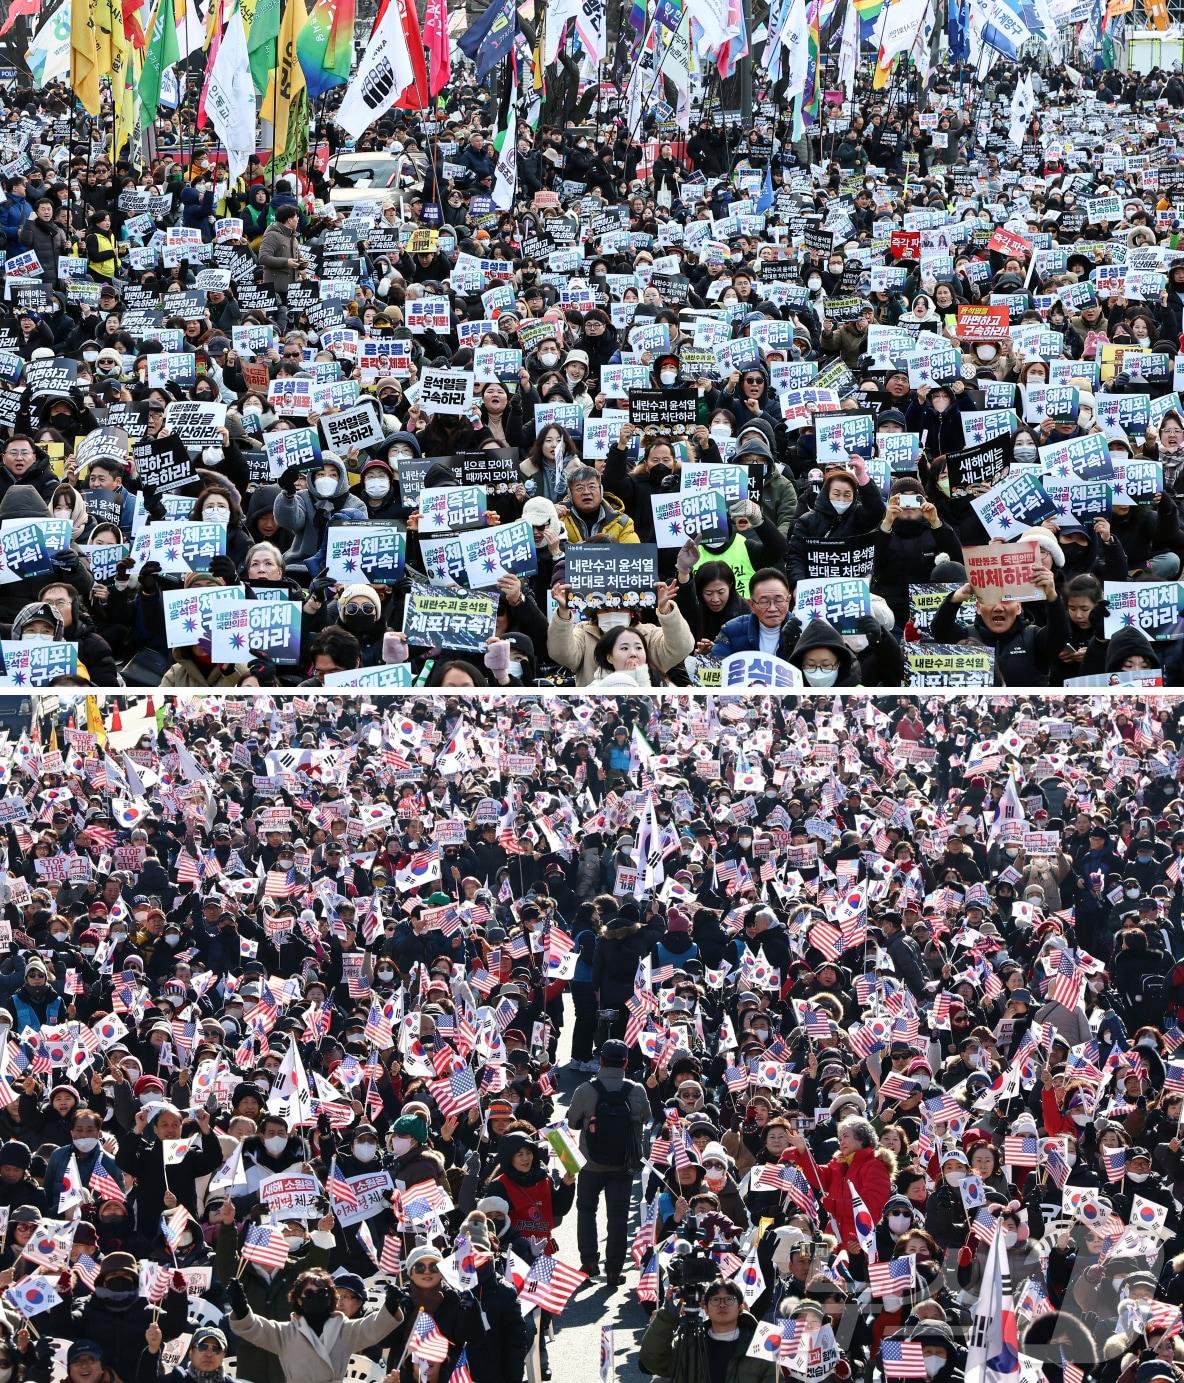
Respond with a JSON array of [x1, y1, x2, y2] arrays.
[[547, 604, 694, 687], [560, 492, 640, 544], [785, 482, 886, 582]]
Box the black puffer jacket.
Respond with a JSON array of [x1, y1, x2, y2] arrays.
[[786, 481, 886, 582]]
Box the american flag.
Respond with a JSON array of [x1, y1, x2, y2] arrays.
[[447, 1349, 474, 1383], [264, 868, 300, 899], [797, 1003, 831, 1041], [1102, 1147, 1127, 1183], [380, 1234, 402, 1277], [636, 1253, 658, 1303], [176, 852, 201, 886], [1163, 1061, 1184, 1094], [89, 1164, 125, 1204], [245, 989, 279, 1034], [327, 1158, 359, 1208], [1048, 948, 1084, 1010], [364, 1003, 393, 1049], [868, 1256, 915, 1298], [73, 1253, 100, 1290], [430, 1066, 480, 1118], [881, 1340, 926, 1379], [408, 1310, 451, 1364], [780, 1164, 818, 1218], [161, 1203, 190, 1250], [241, 1224, 290, 1271], [1003, 1135, 1039, 1168], [1044, 1143, 1071, 1189], [879, 1073, 921, 1103], [519, 1255, 586, 1314]]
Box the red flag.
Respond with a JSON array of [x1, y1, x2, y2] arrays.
[[423, 0, 449, 96], [393, 0, 430, 109], [0, 0, 40, 36]]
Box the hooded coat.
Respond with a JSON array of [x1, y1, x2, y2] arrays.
[[788, 619, 861, 687], [0, 486, 96, 623], [273, 455, 368, 567]]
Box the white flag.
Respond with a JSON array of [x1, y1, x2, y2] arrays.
[[58, 1152, 84, 1215], [208, 1139, 248, 1195], [731, 1240, 765, 1308], [268, 1038, 314, 1127], [204, 7, 257, 187], [838, 0, 859, 98], [544, 0, 581, 64], [337, 0, 417, 139], [492, 103, 518, 212]]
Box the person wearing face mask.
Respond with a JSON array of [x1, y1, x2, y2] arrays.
[[274, 453, 367, 571], [189, 484, 251, 567], [920, 1149, 975, 1251], [351, 457, 404, 526], [487, 1129, 575, 1264], [550, 579, 692, 688], [786, 461, 886, 583], [788, 618, 862, 688], [68, 1254, 188, 1383], [322, 582, 388, 667], [384, 1111, 449, 1192], [226, 1265, 404, 1383], [243, 1114, 304, 1193], [42, 1106, 123, 1214]]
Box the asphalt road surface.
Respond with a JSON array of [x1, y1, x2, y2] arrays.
[[546, 1008, 649, 1383]]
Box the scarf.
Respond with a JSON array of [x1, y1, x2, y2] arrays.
[[409, 1280, 446, 1316]]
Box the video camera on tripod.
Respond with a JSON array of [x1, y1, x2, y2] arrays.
[[666, 1214, 724, 1310]]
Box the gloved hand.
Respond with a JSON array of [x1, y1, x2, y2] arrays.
[[384, 1283, 407, 1318], [227, 1277, 248, 1317], [855, 614, 882, 645], [279, 465, 300, 495], [674, 539, 700, 578], [1088, 598, 1110, 639], [956, 1244, 974, 1270], [51, 548, 80, 573], [138, 560, 163, 594], [207, 555, 238, 584], [781, 616, 802, 649]]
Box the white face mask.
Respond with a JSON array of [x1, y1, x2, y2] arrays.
[[353, 1141, 378, 1163], [598, 612, 630, 631], [710, 427, 732, 443], [377, 968, 394, 981], [391, 1135, 414, 1156], [830, 498, 852, 514], [924, 1357, 945, 1378], [165, 932, 180, 945], [284, 1232, 306, 1248], [314, 476, 337, 497], [203, 505, 231, 525], [365, 477, 390, 497], [263, 1136, 288, 1156], [808, 277, 822, 291], [540, 352, 559, 367], [882, 1294, 903, 1312], [705, 1168, 726, 1190], [888, 1215, 912, 1233], [1126, 1170, 1149, 1182], [1004, 1230, 1018, 1249], [52, 930, 67, 942], [23, 632, 53, 643], [660, 370, 677, 385], [54, 507, 72, 520], [82, 947, 95, 959], [73, 1136, 99, 1154], [944, 1170, 965, 1186], [803, 667, 839, 687]]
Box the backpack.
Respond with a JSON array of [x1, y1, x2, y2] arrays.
[[585, 1078, 641, 1169], [1134, 970, 1167, 1020]]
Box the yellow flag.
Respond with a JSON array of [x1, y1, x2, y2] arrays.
[[264, 0, 308, 162], [47, 724, 58, 754], [112, 42, 139, 163], [71, 0, 101, 116], [85, 695, 107, 746]]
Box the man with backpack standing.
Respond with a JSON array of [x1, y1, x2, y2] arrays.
[[565, 1038, 649, 1286]]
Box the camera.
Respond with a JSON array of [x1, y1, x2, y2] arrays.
[[666, 1215, 722, 1309]]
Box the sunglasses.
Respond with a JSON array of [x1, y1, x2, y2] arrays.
[[194, 1342, 224, 1354]]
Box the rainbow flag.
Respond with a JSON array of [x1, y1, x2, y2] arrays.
[[854, 0, 885, 35], [296, 0, 355, 99]]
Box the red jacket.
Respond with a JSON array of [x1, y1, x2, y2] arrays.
[[789, 1144, 893, 1247], [1041, 1086, 1078, 1137]]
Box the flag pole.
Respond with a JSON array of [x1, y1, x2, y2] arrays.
[[270, 0, 282, 199]]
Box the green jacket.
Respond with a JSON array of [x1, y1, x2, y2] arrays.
[[638, 1306, 776, 1383], [760, 467, 799, 540], [216, 1223, 331, 1383]]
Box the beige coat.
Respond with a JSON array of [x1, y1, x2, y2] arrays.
[[233, 1304, 402, 1383], [547, 604, 694, 688]]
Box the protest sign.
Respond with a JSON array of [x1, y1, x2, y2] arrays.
[[325, 523, 406, 584], [404, 586, 497, 651], [963, 542, 1041, 601], [904, 645, 995, 686], [794, 577, 872, 634], [650, 491, 729, 546], [210, 601, 302, 665]]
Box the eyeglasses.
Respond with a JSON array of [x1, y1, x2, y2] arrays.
[[705, 1295, 739, 1306], [804, 662, 840, 673], [751, 596, 789, 609], [343, 600, 376, 618]]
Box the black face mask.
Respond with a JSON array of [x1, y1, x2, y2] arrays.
[[301, 1290, 333, 1324]]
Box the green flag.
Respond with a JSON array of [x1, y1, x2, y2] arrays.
[[247, 0, 280, 95], [138, 0, 179, 127]]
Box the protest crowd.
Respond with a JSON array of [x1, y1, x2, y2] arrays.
[[0, 690, 1172, 1383], [8, 0, 1184, 689]]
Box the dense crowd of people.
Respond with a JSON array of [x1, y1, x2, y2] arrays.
[[0, 691, 1171, 1383], [5, 53, 1184, 687]]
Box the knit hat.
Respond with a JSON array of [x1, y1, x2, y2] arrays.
[[405, 1245, 443, 1272], [392, 1113, 428, 1145], [339, 583, 381, 609], [1019, 526, 1065, 569], [521, 496, 559, 528], [0, 1141, 30, 1170]]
